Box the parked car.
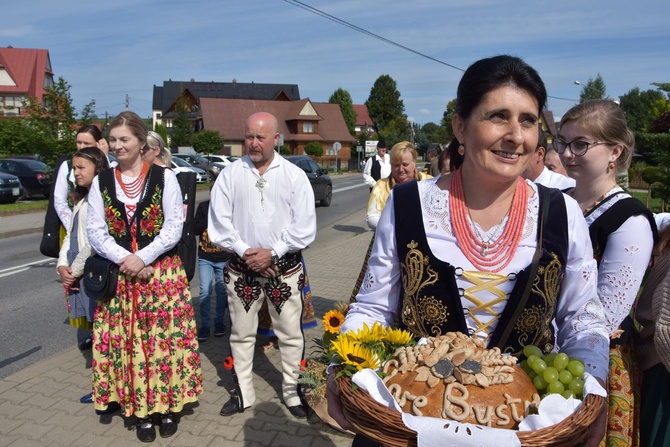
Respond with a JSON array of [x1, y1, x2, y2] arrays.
[[170, 157, 208, 183], [173, 153, 221, 181], [202, 154, 232, 168], [284, 155, 332, 207], [0, 158, 52, 199], [0, 171, 24, 203]]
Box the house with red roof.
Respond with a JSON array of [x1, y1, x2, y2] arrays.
[[197, 97, 356, 163], [0, 47, 54, 117], [152, 79, 301, 130], [353, 104, 375, 136]]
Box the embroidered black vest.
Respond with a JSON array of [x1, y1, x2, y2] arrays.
[[393, 180, 568, 357], [587, 195, 658, 262], [371, 157, 382, 181], [98, 164, 166, 252]]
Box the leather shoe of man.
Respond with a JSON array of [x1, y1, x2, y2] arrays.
[[219, 397, 244, 416], [287, 404, 307, 419]]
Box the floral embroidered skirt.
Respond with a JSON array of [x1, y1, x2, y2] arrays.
[[598, 340, 640, 447], [90, 253, 203, 418]]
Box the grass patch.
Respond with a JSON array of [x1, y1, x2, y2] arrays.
[[0, 199, 48, 216], [630, 190, 663, 213]]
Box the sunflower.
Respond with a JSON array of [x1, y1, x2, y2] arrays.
[[323, 309, 345, 334], [383, 327, 415, 347], [352, 322, 387, 344], [331, 334, 381, 371]]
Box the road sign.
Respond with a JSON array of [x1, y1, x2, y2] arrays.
[[333, 141, 342, 152]]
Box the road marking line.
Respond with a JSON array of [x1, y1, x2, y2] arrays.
[[333, 183, 367, 193], [0, 258, 54, 277]]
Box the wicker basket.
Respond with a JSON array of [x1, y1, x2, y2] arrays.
[[335, 372, 605, 447]]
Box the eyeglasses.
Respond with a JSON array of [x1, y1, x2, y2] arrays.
[[552, 137, 610, 157]]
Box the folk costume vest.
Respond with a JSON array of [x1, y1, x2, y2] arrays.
[[586, 193, 657, 346], [98, 164, 166, 252], [393, 180, 568, 357], [586, 193, 658, 263], [370, 157, 382, 182]]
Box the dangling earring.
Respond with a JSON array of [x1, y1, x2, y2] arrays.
[[458, 145, 465, 156], [608, 161, 616, 171]]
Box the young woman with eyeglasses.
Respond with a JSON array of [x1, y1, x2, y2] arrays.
[[557, 99, 657, 446]]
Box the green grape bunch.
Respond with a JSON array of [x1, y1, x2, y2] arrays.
[[520, 345, 586, 400]]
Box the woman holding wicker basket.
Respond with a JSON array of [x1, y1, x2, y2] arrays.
[[327, 55, 611, 447]]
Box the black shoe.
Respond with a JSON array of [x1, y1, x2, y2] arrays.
[[159, 414, 178, 438], [95, 401, 121, 415], [78, 337, 93, 351], [287, 404, 307, 419], [219, 397, 244, 416], [136, 419, 156, 443]]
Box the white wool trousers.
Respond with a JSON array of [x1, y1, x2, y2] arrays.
[[224, 262, 306, 408]]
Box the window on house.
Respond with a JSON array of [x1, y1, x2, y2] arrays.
[[44, 74, 54, 89], [302, 121, 314, 133]]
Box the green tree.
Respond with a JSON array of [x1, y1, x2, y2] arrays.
[[441, 99, 457, 141], [191, 129, 223, 155], [619, 87, 670, 133], [154, 123, 169, 145], [169, 92, 193, 149], [278, 143, 292, 155], [579, 74, 607, 102], [421, 122, 449, 146], [22, 77, 80, 162], [329, 88, 357, 136], [79, 100, 97, 126], [651, 83, 670, 97], [381, 117, 411, 149], [650, 112, 670, 133], [0, 117, 50, 158], [304, 141, 323, 157], [642, 133, 670, 209], [365, 75, 405, 136]]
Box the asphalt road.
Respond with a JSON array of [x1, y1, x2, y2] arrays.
[[0, 174, 370, 379]]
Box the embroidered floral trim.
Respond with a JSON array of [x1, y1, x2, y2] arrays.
[[102, 186, 127, 237], [233, 275, 261, 312], [264, 278, 292, 314], [140, 186, 164, 237]]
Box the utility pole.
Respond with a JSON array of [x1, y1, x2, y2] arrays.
[[125, 94, 129, 110]]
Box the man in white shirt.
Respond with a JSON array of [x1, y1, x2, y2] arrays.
[[362, 139, 391, 190], [524, 131, 575, 190], [208, 112, 317, 420]]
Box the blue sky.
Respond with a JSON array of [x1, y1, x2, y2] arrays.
[[3, 0, 669, 127]]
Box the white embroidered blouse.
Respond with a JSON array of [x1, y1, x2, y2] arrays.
[[86, 167, 184, 266], [583, 186, 655, 335], [342, 177, 610, 381]]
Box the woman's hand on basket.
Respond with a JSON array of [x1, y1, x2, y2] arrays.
[[326, 373, 354, 431], [586, 378, 607, 447]]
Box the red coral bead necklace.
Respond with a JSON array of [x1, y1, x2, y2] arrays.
[[449, 169, 527, 272], [115, 161, 150, 199]]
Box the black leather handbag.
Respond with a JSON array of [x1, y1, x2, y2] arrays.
[[83, 254, 119, 302]]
